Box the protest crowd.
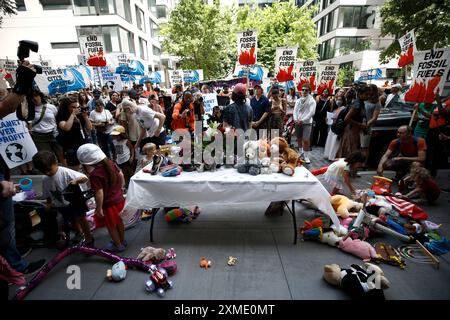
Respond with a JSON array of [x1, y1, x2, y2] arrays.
[[1, 36, 450, 301]]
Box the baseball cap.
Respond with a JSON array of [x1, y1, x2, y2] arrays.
[[77, 143, 106, 165], [110, 125, 126, 136], [233, 83, 246, 95]]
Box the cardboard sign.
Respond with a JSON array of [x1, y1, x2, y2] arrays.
[[356, 68, 382, 82], [295, 60, 318, 92], [201, 93, 218, 114], [77, 54, 88, 66], [79, 34, 106, 67], [34, 66, 87, 95], [398, 30, 417, 68], [275, 47, 297, 82], [237, 30, 257, 66], [169, 69, 183, 87], [316, 64, 339, 95], [0, 59, 17, 83], [0, 113, 37, 169], [102, 74, 123, 92], [405, 47, 450, 104], [183, 70, 203, 83]]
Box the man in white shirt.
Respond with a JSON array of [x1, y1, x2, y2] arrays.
[[293, 84, 316, 164], [385, 83, 403, 108]]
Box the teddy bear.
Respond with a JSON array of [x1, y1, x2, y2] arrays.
[[323, 263, 390, 300], [269, 137, 299, 176], [137, 246, 167, 263], [320, 230, 342, 247], [236, 140, 261, 175], [258, 139, 272, 174], [338, 237, 379, 261], [330, 195, 363, 219]]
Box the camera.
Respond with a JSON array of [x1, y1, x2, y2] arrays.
[[17, 40, 42, 74]]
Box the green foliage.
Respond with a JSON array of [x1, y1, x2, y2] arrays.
[[160, 0, 236, 80], [337, 65, 358, 88], [0, 0, 17, 27], [379, 0, 450, 63], [236, 1, 319, 72]]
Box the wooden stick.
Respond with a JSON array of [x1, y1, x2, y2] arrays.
[[416, 240, 440, 269], [409, 107, 417, 127]]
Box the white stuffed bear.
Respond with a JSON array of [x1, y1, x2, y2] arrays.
[[320, 230, 343, 247]]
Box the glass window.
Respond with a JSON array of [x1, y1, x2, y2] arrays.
[[40, 0, 71, 10], [326, 10, 334, 33], [128, 31, 135, 54], [15, 0, 26, 11], [73, 0, 96, 15], [339, 6, 370, 29], [139, 38, 148, 60], [152, 45, 161, 56], [150, 19, 159, 37], [51, 42, 79, 49], [116, 0, 132, 23], [97, 0, 115, 14], [119, 27, 129, 53], [135, 5, 145, 31], [156, 5, 166, 18]]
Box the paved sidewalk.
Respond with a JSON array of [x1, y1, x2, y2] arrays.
[[7, 147, 450, 300]]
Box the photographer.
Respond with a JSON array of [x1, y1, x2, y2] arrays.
[[172, 91, 196, 133], [1, 60, 46, 275], [56, 96, 92, 170]]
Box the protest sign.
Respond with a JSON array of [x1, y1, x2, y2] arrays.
[[398, 30, 417, 68], [405, 47, 450, 104], [234, 63, 266, 81], [0, 59, 17, 83], [0, 113, 37, 169], [237, 30, 257, 66], [201, 93, 218, 114], [77, 54, 88, 66], [275, 47, 297, 82], [79, 34, 106, 67], [355, 68, 382, 82], [183, 70, 203, 83], [139, 71, 165, 84], [316, 64, 339, 95], [169, 70, 183, 87], [295, 60, 318, 92], [103, 74, 123, 92], [34, 66, 87, 95]]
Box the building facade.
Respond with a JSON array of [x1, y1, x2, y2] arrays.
[[0, 0, 177, 82], [299, 0, 400, 84]]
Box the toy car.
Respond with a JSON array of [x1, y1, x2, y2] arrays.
[[371, 176, 393, 195], [144, 264, 173, 297]]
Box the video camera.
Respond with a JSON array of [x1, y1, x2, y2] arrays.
[[16, 40, 42, 121]]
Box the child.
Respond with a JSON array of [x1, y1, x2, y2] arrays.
[[32, 151, 94, 247], [404, 165, 441, 204], [323, 151, 366, 197], [77, 143, 126, 252], [135, 142, 157, 174], [110, 125, 135, 189]]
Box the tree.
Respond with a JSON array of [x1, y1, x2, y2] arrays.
[[337, 65, 358, 88], [159, 0, 236, 80], [236, 1, 319, 72], [0, 0, 16, 27], [379, 0, 450, 64]]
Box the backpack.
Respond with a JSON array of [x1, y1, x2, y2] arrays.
[[331, 106, 350, 136]]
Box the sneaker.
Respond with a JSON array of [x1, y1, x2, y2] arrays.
[[17, 246, 32, 258], [104, 241, 125, 252], [22, 259, 46, 274], [150, 155, 162, 175], [303, 156, 311, 164]]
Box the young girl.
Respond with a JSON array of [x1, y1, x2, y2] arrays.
[[404, 165, 441, 204], [111, 125, 135, 189], [135, 142, 157, 174], [323, 151, 366, 197], [77, 144, 126, 252]]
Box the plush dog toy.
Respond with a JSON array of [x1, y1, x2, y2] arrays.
[[137, 247, 166, 263], [269, 137, 299, 176], [323, 263, 390, 300], [330, 195, 363, 219], [258, 139, 272, 174], [338, 237, 379, 261], [237, 140, 261, 175]]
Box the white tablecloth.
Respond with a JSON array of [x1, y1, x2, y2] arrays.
[[123, 166, 339, 227]]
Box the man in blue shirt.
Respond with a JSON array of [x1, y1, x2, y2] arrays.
[[250, 84, 270, 138]]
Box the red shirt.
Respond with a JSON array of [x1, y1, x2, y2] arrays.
[[420, 179, 441, 202], [89, 160, 124, 209], [388, 137, 427, 157]]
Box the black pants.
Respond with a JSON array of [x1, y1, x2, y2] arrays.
[[312, 118, 328, 147], [139, 131, 167, 149], [0, 280, 8, 300]]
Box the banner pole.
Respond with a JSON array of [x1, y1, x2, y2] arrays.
[[246, 65, 249, 95]]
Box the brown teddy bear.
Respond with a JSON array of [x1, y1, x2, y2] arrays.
[[137, 246, 166, 262], [269, 137, 300, 176]]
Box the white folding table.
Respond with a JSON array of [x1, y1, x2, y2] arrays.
[[122, 166, 339, 244]]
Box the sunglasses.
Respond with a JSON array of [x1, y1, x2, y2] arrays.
[[302, 89, 309, 92]]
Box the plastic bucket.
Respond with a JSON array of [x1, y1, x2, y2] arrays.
[[18, 178, 33, 191]]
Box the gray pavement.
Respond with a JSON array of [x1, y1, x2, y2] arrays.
[[8, 147, 450, 300]]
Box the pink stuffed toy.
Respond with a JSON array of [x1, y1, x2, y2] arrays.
[[340, 217, 353, 229], [338, 238, 378, 262]]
